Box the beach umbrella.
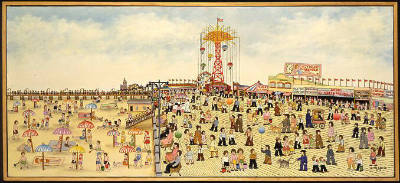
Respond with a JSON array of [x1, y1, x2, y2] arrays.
[[69, 144, 85, 170], [35, 143, 53, 170], [23, 109, 35, 127], [127, 128, 143, 148], [85, 103, 97, 120], [22, 129, 38, 152], [77, 120, 94, 142], [119, 145, 135, 168], [107, 129, 120, 148], [13, 101, 21, 107], [53, 127, 72, 152]]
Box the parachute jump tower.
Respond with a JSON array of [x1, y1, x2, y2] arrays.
[[198, 18, 240, 92]]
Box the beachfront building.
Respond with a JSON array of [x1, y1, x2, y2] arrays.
[[268, 73, 294, 97], [127, 99, 152, 112]]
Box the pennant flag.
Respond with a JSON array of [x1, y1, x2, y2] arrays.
[[322, 78, 326, 81], [346, 79, 350, 81], [364, 79, 368, 82], [334, 78, 338, 81], [358, 79, 361, 82], [217, 18, 224, 22], [328, 78, 331, 81], [352, 79, 356, 82], [340, 79, 344, 81]]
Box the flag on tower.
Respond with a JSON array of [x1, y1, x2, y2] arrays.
[[217, 18, 224, 22]]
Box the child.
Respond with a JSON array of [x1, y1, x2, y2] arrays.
[[230, 149, 238, 171], [134, 147, 142, 167], [201, 131, 207, 145], [336, 135, 345, 153], [312, 156, 319, 172], [363, 112, 369, 124], [123, 153, 129, 166], [145, 150, 152, 166], [289, 140, 295, 155], [282, 136, 290, 156], [294, 132, 301, 149], [237, 148, 245, 171], [302, 130, 310, 149], [209, 135, 219, 158], [355, 153, 363, 171], [326, 144, 336, 165], [228, 129, 236, 145], [78, 153, 83, 170], [70, 152, 77, 168], [143, 131, 150, 151], [222, 150, 231, 173], [65, 116, 70, 127], [96, 152, 102, 171], [367, 127, 375, 146], [369, 114, 375, 126], [347, 147, 356, 170], [319, 157, 328, 173], [16, 152, 28, 169], [309, 134, 315, 149], [12, 120, 18, 140], [249, 149, 258, 169], [352, 123, 359, 138], [103, 153, 110, 171], [261, 145, 272, 165], [370, 147, 377, 166], [298, 114, 304, 131], [120, 131, 126, 146], [184, 146, 194, 165], [197, 144, 206, 161], [218, 128, 227, 146], [327, 121, 335, 142], [377, 136, 385, 157]]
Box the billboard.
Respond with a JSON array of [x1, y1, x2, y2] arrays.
[[284, 63, 322, 78]]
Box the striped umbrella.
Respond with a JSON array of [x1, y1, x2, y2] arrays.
[[69, 144, 85, 170], [77, 120, 94, 142], [13, 101, 21, 107], [85, 103, 97, 120], [119, 145, 135, 168], [53, 127, 72, 152], [127, 128, 143, 148], [107, 129, 120, 148], [23, 109, 35, 127], [22, 129, 38, 152], [35, 143, 53, 170]]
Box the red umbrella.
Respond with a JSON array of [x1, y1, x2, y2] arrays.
[[77, 120, 94, 142], [32, 98, 40, 102], [119, 145, 135, 168], [107, 129, 120, 148], [22, 129, 39, 152], [53, 127, 72, 152]]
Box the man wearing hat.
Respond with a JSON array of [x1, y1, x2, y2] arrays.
[[297, 150, 308, 171]]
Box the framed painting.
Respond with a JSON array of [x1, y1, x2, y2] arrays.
[[1, 1, 399, 181]]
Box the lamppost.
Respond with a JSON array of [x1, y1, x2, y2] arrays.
[[146, 80, 168, 176]]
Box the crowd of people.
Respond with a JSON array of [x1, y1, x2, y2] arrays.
[[159, 88, 390, 175]]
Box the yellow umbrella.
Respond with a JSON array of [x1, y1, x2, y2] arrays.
[[69, 145, 85, 170], [127, 128, 143, 148]]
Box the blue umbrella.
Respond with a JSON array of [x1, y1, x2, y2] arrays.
[[13, 101, 21, 107], [85, 103, 97, 120], [35, 143, 53, 170]]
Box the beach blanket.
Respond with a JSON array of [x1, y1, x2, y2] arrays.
[[48, 140, 77, 151]]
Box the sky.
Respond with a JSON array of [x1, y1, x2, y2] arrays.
[[6, 6, 394, 91]]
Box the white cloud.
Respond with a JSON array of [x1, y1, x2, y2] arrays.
[[6, 7, 393, 90]]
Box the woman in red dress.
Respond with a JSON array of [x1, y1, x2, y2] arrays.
[[144, 131, 151, 151]]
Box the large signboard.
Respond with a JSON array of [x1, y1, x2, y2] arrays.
[[332, 88, 354, 97], [371, 88, 385, 97], [284, 62, 322, 78], [292, 87, 305, 95], [305, 87, 319, 96], [318, 88, 335, 96]]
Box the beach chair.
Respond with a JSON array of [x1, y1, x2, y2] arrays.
[[169, 163, 182, 176]]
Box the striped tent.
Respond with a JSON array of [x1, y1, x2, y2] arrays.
[[245, 81, 269, 94]]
